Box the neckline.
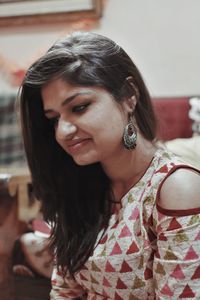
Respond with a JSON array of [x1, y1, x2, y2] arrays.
[[112, 147, 162, 208]]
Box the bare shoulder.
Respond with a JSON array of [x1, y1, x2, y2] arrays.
[[159, 168, 200, 210]]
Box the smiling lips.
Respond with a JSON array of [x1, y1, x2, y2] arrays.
[[66, 138, 91, 153]]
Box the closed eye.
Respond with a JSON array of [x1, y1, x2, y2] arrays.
[[72, 102, 90, 113]]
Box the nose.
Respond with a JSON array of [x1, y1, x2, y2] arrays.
[[56, 118, 77, 141]]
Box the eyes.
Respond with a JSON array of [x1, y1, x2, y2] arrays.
[[47, 102, 90, 126], [72, 102, 90, 113]]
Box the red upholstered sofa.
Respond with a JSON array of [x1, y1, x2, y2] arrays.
[[152, 96, 193, 141]]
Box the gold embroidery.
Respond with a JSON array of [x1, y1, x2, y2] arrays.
[[60, 282, 70, 288], [138, 255, 144, 269], [98, 247, 106, 257], [144, 195, 154, 205], [155, 262, 166, 275], [188, 215, 200, 225], [132, 276, 145, 289], [164, 247, 178, 260], [108, 232, 115, 241], [173, 232, 189, 243], [128, 193, 134, 203], [129, 294, 140, 300], [91, 261, 101, 272], [90, 274, 99, 284]]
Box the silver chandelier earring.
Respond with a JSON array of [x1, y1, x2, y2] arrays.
[[123, 116, 137, 150]]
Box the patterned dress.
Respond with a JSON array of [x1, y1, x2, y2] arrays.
[[50, 148, 200, 299]]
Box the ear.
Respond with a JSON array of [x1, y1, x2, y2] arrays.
[[126, 76, 139, 98], [122, 94, 137, 114]]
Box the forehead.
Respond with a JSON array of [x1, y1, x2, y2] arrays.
[[42, 79, 79, 99], [41, 79, 92, 106], [41, 78, 118, 110]]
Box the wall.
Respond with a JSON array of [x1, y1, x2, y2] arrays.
[[0, 0, 199, 96]]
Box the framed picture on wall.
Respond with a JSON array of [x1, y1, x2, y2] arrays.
[[0, 0, 102, 27]]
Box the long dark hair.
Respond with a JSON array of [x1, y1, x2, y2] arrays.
[[19, 31, 156, 276]]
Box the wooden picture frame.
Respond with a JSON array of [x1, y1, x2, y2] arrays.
[[0, 0, 102, 27]]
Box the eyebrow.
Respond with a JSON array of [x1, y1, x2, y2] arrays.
[[44, 91, 93, 114]]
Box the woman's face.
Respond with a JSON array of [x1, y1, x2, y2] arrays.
[[42, 78, 128, 166]]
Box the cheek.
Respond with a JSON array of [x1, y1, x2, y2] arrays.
[[54, 129, 61, 145], [54, 131, 67, 152], [95, 116, 124, 145]]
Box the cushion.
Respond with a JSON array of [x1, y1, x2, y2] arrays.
[[189, 97, 200, 136], [165, 136, 200, 168]]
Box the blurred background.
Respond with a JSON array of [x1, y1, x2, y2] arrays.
[[0, 0, 200, 96]]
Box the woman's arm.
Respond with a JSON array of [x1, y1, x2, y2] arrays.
[[159, 168, 200, 211], [153, 168, 200, 299], [50, 266, 86, 299]]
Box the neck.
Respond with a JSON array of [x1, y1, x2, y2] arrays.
[[101, 137, 157, 201], [102, 138, 156, 182]]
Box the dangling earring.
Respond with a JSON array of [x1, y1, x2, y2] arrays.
[[123, 115, 137, 150]]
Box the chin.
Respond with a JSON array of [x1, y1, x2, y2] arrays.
[[72, 155, 98, 166]]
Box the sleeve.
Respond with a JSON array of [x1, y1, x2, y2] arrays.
[[153, 207, 200, 299], [50, 266, 86, 299]]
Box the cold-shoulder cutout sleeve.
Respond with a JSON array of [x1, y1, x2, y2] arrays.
[[157, 165, 200, 212], [50, 266, 86, 299], [153, 202, 200, 299]]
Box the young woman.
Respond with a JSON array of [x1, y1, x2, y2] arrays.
[[19, 32, 200, 299]]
